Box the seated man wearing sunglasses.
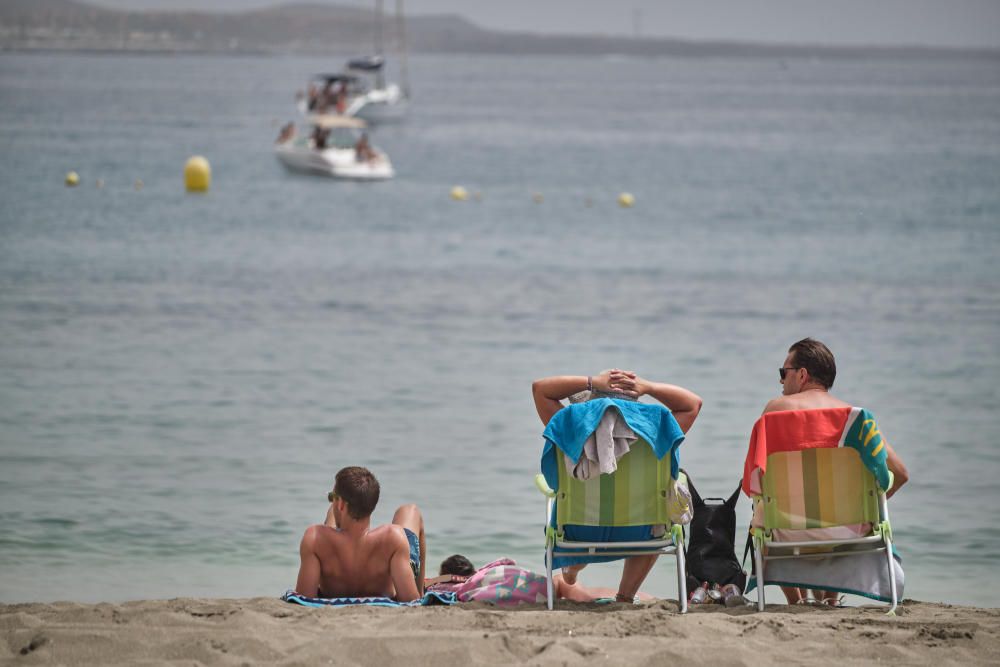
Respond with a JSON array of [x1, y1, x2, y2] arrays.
[[761, 337, 909, 604], [294, 466, 426, 602]]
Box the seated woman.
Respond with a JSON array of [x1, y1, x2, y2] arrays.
[[531, 369, 702, 601], [354, 132, 377, 163], [426, 554, 654, 604], [275, 121, 296, 144]]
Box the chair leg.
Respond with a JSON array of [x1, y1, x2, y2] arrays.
[[753, 535, 765, 612], [676, 544, 688, 614], [884, 539, 898, 616], [545, 541, 554, 611]]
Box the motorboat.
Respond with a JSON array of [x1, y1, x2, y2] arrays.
[[296, 1, 410, 124], [274, 115, 394, 181], [297, 60, 406, 124], [342, 55, 408, 123]]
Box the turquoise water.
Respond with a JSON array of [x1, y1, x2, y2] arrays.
[[1, 51, 998, 606]]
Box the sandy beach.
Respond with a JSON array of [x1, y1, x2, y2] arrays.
[[2, 597, 997, 666]]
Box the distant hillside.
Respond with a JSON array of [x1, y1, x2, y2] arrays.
[[1, 0, 996, 59]]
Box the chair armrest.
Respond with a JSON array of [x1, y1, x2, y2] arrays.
[[535, 474, 556, 498]]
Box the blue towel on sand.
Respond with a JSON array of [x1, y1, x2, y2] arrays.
[[281, 590, 456, 607], [540, 400, 685, 491]]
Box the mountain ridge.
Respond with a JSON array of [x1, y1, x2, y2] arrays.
[[2, 0, 997, 59]]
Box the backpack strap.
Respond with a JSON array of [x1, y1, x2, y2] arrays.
[[725, 481, 741, 508], [740, 474, 752, 570]]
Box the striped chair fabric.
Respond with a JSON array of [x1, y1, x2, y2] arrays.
[[555, 438, 670, 532], [760, 447, 880, 531]]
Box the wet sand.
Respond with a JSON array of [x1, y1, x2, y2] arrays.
[[2, 597, 998, 665]]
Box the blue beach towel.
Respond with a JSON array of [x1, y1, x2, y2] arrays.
[[281, 590, 457, 608], [540, 399, 685, 492], [540, 400, 686, 569]]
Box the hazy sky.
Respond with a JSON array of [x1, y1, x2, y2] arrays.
[[86, 0, 1000, 49]]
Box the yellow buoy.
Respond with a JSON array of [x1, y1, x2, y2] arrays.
[[618, 192, 635, 208], [532, 192, 544, 204], [65, 171, 79, 187], [134, 178, 144, 191], [450, 186, 468, 201], [184, 156, 211, 192]]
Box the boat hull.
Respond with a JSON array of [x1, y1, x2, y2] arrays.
[[274, 144, 394, 181]]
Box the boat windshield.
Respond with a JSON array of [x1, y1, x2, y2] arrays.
[[311, 74, 368, 96], [328, 127, 363, 150]]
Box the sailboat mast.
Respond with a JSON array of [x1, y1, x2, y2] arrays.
[[374, 0, 386, 90], [396, 0, 410, 98]]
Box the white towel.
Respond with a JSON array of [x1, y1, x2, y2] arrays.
[[564, 410, 637, 481]]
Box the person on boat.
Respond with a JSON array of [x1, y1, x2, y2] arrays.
[[531, 369, 702, 603], [355, 132, 377, 162], [315, 81, 336, 113], [294, 466, 427, 602], [336, 82, 348, 115], [760, 337, 909, 605], [275, 122, 296, 144], [312, 126, 329, 150]]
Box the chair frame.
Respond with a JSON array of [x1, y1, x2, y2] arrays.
[[751, 456, 898, 615], [535, 474, 688, 612]]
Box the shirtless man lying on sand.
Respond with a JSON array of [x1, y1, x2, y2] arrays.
[[295, 466, 426, 601]]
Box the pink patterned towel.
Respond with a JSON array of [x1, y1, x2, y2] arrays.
[[428, 558, 548, 606]]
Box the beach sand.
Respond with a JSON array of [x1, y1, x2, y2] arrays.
[[2, 597, 998, 666]]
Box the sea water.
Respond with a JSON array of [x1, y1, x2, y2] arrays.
[[1, 51, 998, 606]]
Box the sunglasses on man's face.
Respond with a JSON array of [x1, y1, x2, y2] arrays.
[[778, 367, 801, 380], [327, 490, 339, 503]]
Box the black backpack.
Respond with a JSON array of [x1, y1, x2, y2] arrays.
[[684, 472, 747, 592]]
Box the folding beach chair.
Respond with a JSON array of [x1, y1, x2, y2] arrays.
[[535, 439, 688, 612], [750, 446, 899, 614]]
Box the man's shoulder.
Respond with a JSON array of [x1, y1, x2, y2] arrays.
[[369, 524, 410, 548], [762, 393, 850, 415], [762, 396, 796, 414], [300, 524, 339, 551]]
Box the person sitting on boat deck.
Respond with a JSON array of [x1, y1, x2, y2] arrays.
[[532, 369, 703, 603], [336, 82, 348, 115], [763, 337, 910, 605], [355, 132, 377, 163], [306, 83, 319, 111], [315, 81, 336, 113], [312, 126, 330, 150], [275, 121, 296, 144], [294, 466, 427, 602]]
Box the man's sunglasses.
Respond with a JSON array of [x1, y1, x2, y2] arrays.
[[327, 490, 339, 503], [778, 366, 801, 380]]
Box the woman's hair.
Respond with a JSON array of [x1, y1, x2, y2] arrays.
[[439, 554, 476, 576]]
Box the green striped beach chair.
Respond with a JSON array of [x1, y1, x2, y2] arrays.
[[535, 440, 687, 611], [751, 447, 898, 614]]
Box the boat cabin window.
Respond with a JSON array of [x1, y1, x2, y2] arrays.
[[329, 127, 363, 150]]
